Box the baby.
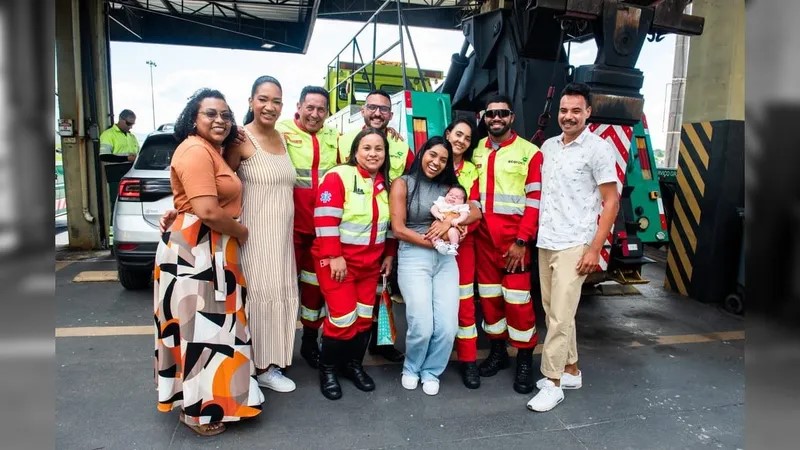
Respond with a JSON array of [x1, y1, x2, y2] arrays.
[[430, 185, 469, 256]]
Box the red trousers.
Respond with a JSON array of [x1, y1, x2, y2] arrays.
[[454, 233, 478, 362], [315, 260, 379, 340], [475, 225, 538, 349], [295, 232, 325, 329]]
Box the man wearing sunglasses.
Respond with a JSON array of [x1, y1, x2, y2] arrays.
[[337, 90, 412, 363], [99, 109, 140, 229], [472, 94, 543, 395]]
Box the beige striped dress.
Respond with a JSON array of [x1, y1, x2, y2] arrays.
[[238, 128, 299, 369]]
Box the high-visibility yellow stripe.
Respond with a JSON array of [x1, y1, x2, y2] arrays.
[[478, 284, 502, 297], [502, 287, 530, 305], [300, 270, 318, 286], [329, 310, 357, 328], [301, 305, 322, 322], [508, 324, 536, 342], [482, 318, 507, 335], [672, 199, 697, 251], [356, 302, 374, 319], [457, 324, 478, 340]]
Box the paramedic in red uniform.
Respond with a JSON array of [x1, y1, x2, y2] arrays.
[[472, 94, 543, 394], [312, 128, 395, 400], [276, 86, 341, 369], [444, 118, 483, 389]]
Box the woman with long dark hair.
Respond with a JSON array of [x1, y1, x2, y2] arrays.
[[389, 136, 482, 395], [154, 88, 263, 436]]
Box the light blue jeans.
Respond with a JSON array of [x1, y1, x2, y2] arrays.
[[397, 241, 460, 382]]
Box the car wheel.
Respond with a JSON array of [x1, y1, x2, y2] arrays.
[[118, 265, 152, 290]]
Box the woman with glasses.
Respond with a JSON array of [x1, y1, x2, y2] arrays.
[[222, 76, 300, 393], [389, 136, 482, 395], [443, 119, 483, 389], [154, 88, 263, 436]]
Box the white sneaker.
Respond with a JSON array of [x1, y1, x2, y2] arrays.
[[422, 379, 440, 396], [446, 244, 459, 256], [401, 374, 419, 390], [257, 366, 296, 392], [536, 371, 582, 390], [527, 379, 564, 412], [433, 240, 449, 255]]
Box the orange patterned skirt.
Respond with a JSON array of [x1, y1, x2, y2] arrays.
[[153, 213, 263, 424]]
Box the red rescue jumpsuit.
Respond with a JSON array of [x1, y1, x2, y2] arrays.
[[454, 160, 481, 362]]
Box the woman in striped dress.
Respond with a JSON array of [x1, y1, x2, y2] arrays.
[[224, 76, 299, 392]]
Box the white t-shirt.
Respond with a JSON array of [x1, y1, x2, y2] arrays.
[[433, 196, 470, 214], [537, 127, 618, 251]]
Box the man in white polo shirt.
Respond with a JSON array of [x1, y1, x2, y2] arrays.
[[526, 82, 620, 412]]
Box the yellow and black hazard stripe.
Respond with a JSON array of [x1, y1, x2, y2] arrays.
[[665, 122, 712, 296]]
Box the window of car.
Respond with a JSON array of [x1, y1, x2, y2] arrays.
[[134, 134, 179, 170]]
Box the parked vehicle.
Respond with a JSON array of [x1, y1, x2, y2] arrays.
[[112, 131, 178, 290]]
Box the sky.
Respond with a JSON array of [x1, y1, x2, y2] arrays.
[[108, 18, 678, 150]]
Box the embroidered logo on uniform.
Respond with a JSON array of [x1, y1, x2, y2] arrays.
[[376, 182, 384, 191], [522, 156, 529, 162], [320, 191, 332, 203], [394, 151, 404, 157]]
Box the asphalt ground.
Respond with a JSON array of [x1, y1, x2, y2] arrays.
[[55, 250, 744, 449]]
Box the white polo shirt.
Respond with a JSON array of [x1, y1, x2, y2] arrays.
[[537, 127, 618, 251]]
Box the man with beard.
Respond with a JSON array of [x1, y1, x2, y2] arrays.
[[472, 94, 542, 394], [276, 86, 342, 369], [526, 83, 618, 412], [337, 89, 412, 363]]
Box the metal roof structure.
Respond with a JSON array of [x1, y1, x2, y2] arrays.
[[106, 0, 479, 54]]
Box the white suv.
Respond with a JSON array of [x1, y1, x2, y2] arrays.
[[113, 131, 178, 289]]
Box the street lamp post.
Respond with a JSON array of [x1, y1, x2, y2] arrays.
[[146, 60, 157, 129]]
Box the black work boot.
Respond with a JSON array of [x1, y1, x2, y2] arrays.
[[513, 348, 535, 394], [478, 339, 510, 377], [367, 321, 404, 362], [318, 337, 344, 400], [341, 332, 376, 392], [300, 326, 320, 369], [460, 361, 481, 389]]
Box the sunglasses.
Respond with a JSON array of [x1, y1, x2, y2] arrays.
[[364, 103, 391, 114], [484, 109, 512, 119], [199, 110, 234, 122]]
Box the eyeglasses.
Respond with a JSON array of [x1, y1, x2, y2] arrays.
[[199, 110, 234, 122], [125, 120, 135, 126], [364, 104, 391, 114], [484, 109, 512, 119]]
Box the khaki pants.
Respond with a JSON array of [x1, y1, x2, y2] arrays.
[[538, 245, 588, 379]]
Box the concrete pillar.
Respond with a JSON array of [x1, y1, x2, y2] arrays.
[[665, 0, 745, 304], [682, 0, 744, 124], [56, 0, 103, 249]]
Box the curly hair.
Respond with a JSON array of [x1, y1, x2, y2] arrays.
[[444, 118, 478, 162], [173, 88, 238, 147], [345, 127, 391, 186]]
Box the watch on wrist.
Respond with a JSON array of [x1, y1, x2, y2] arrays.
[[515, 238, 526, 247]]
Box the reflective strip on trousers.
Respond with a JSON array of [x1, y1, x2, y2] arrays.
[[502, 287, 531, 305], [301, 305, 322, 322], [300, 270, 319, 286], [315, 207, 343, 218], [478, 283, 502, 297], [329, 309, 357, 328], [315, 226, 340, 237], [457, 324, 478, 340], [493, 204, 524, 215], [356, 302, 374, 319], [459, 284, 474, 300], [525, 182, 541, 194], [482, 318, 507, 335], [508, 324, 536, 343]]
